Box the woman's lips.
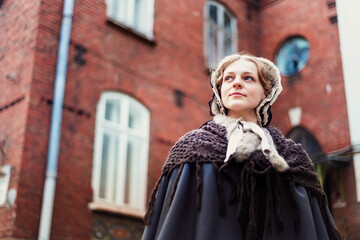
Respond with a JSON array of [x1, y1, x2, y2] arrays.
[[230, 92, 245, 97]]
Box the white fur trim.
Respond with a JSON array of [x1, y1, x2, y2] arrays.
[[214, 115, 289, 171]]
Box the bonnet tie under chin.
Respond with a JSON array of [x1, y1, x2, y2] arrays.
[[215, 115, 289, 172]]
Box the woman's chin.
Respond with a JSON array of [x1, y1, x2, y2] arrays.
[[227, 109, 256, 120]]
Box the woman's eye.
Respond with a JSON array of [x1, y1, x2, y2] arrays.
[[224, 76, 233, 81], [244, 76, 254, 81]]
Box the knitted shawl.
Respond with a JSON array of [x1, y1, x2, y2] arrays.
[[144, 120, 341, 240]]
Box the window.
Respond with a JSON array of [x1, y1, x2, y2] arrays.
[[92, 92, 150, 212], [105, 0, 155, 39], [204, 1, 237, 68], [275, 37, 310, 76]]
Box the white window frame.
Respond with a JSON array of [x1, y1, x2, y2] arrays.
[[204, 1, 238, 68], [105, 0, 155, 40], [91, 92, 150, 215]]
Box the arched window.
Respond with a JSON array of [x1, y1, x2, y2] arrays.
[[92, 92, 150, 212], [275, 37, 310, 76], [287, 126, 322, 162], [204, 1, 237, 68]]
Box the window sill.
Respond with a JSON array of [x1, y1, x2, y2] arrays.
[[106, 18, 156, 46], [88, 200, 146, 219]]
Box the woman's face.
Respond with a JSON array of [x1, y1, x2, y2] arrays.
[[220, 59, 265, 122]]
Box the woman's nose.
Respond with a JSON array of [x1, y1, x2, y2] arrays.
[[232, 76, 243, 88]]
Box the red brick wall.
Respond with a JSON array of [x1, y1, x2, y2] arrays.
[[2, 0, 256, 238], [1, 0, 358, 239], [259, 0, 350, 152], [41, 0, 261, 238], [0, 0, 41, 238], [258, 0, 357, 238]]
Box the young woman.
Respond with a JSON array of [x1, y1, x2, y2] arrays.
[[142, 53, 341, 240]]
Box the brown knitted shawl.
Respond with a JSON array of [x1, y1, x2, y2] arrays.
[[144, 120, 340, 240]]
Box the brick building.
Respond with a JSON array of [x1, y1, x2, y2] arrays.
[[0, 0, 358, 239]]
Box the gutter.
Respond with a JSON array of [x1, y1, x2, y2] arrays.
[[38, 0, 75, 239]]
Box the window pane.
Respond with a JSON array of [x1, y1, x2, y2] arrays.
[[99, 130, 119, 200], [208, 5, 218, 24], [134, 0, 142, 30], [128, 106, 142, 129], [99, 133, 109, 198], [207, 25, 219, 67], [111, 0, 119, 19], [223, 34, 233, 57], [223, 12, 232, 33], [105, 99, 121, 124], [112, 136, 119, 202], [124, 137, 141, 204], [275, 37, 310, 76]]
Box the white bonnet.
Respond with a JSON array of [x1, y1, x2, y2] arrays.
[[209, 53, 283, 127]]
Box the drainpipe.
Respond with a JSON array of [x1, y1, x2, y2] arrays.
[[38, 0, 75, 239]]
